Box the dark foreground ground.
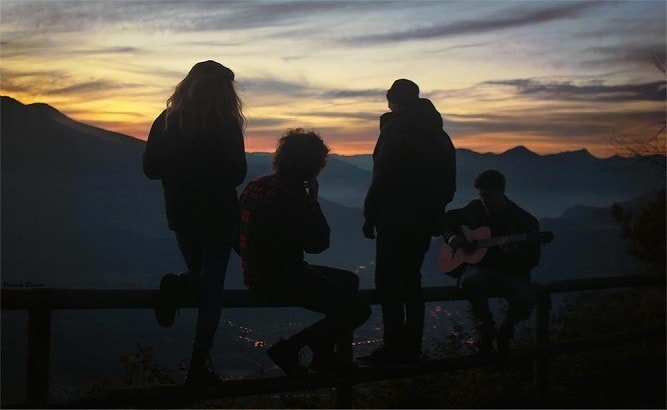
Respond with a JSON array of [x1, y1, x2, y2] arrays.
[[183, 345, 665, 409]]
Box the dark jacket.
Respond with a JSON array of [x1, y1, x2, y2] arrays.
[[238, 174, 330, 289], [143, 110, 247, 236], [442, 199, 540, 279], [364, 98, 456, 235]]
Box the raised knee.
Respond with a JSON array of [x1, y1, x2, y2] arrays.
[[460, 270, 488, 292], [352, 301, 371, 327]]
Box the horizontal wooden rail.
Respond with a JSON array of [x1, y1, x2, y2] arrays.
[[1, 273, 664, 408], [3, 273, 664, 310], [1, 286, 469, 310]]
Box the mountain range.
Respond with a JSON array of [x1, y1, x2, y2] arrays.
[[2, 95, 663, 288], [1, 95, 663, 402]]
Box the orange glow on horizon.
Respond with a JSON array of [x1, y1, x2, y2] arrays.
[[3, 91, 660, 160]]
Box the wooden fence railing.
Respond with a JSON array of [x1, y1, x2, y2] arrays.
[[1, 273, 664, 408]]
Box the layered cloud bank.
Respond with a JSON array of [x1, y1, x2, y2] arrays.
[[1, 0, 665, 156]]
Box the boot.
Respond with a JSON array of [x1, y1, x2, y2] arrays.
[[185, 349, 223, 386], [474, 320, 496, 355], [267, 339, 308, 378], [496, 322, 514, 357]]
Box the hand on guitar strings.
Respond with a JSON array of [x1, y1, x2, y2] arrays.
[[447, 235, 472, 253]]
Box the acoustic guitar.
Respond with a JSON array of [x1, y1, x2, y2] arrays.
[[438, 225, 553, 278]]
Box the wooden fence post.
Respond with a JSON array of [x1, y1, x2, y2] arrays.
[[334, 331, 354, 408], [534, 285, 551, 402], [26, 307, 51, 406]]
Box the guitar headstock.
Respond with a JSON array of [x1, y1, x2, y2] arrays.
[[528, 231, 554, 244]]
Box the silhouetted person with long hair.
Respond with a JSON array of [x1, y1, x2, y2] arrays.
[[361, 79, 456, 364], [443, 170, 540, 355], [143, 60, 247, 385], [238, 129, 370, 378]]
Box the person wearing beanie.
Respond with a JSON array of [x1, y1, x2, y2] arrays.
[[361, 79, 457, 364]]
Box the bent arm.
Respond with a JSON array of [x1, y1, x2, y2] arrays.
[[519, 215, 541, 270], [207, 123, 247, 187], [301, 201, 330, 254], [363, 130, 401, 223]]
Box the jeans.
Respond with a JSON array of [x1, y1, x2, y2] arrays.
[[459, 265, 538, 331], [176, 230, 234, 353], [374, 232, 432, 354], [255, 264, 371, 353]]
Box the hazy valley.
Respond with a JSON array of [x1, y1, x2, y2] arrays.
[[2, 96, 664, 402]]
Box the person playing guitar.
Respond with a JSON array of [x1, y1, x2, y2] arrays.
[[441, 170, 550, 356]]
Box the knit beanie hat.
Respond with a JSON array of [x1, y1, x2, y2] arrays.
[[386, 79, 419, 104]]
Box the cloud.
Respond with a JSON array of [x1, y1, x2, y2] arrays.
[[1, 1, 396, 38], [68, 46, 143, 56], [486, 79, 666, 103], [286, 111, 378, 122], [246, 117, 293, 128], [174, 1, 382, 32], [0, 67, 67, 94], [321, 89, 385, 99], [345, 2, 607, 45], [429, 42, 489, 54], [44, 80, 140, 96], [446, 109, 665, 141], [241, 77, 313, 99], [0, 66, 144, 98], [241, 77, 385, 102], [577, 43, 667, 70]]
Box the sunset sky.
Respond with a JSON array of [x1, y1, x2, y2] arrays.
[[1, 0, 665, 156]]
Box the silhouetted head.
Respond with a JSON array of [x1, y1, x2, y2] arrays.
[[166, 60, 245, 135], [386, 79, 419, 111], [474, 170, 508, 215], [273, 129, 331, 181]]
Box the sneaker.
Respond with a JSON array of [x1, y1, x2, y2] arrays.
[[267, 339, 308, 378], [356, 345, 406, 365], [155, 274, 180, 327], [310, 352, 358, 373], [496, 324, 514, 357], [185, 367, 224, 386], [474, 321, 497, 355]]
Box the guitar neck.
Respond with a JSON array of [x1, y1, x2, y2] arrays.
[[475, 233, 529, 249]]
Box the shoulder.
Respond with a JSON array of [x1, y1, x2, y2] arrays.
[[378, 114, 412, 147], [508, 200, 538, 225], [147, 110, 170, 142], [380, 112, 395, 130], [465, 199, 485, 212], [153, 109, 167, 120], [446, 199, 483, 216], [249, 174, 275, 188], [150, 110, 168, 129]]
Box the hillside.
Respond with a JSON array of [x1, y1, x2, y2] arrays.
[[1, 97, 381, 289], [3, 95, 663, 288], [2, 95, 662, 404]]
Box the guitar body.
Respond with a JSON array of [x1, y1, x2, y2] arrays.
[[439, 225, 553, 278], [439, 225, 491, 278]]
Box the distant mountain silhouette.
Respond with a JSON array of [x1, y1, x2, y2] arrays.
[[336, 145, 664, 218], [3, 95, 663, 289], [0, 96, 374, 289], [2, 96, 661, 403]]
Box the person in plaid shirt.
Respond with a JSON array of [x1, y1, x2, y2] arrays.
[[238, 129, 371, 378]]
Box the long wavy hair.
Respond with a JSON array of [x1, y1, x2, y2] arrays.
[[165, 60, 245, 137]]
